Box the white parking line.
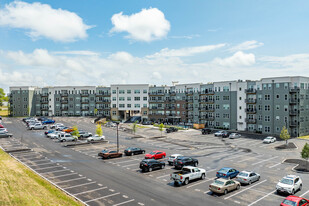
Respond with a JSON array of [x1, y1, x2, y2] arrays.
[[62, 181, 96, 190], [122, 163, 137, 167], [156, 174, 171, 179], [237, 154, 263, 163], [74, 187, 107, 196], [35, 165, 62, 171], [113, 199, 135, 206], [16, 154, 41, 158], [224, 179, 267, 200], [40, 169, 68, 174], [28, 159, 49, 163], [211, 151, 242, 159], [248, 190, 276, 206], [186, 178, 213, 188], [49, 173, 78, 179], [54, 177, 86, 184], [268, 162, 281, 168], [223, 153, 247, 161], [113, 159, 139, 164], [300, 190, 309, 197], [252, 156, 278, 166], [85, 192, 120, 203], [34, 162, 56, 166]]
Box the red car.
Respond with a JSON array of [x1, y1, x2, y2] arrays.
[[0, 124, 4, 128], [145, 150, 166, 159], [281, 195, 309, 206]]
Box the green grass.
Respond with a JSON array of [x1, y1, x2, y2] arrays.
[[298, 135, 309, 140], [0, 106, 8, 116], [153, 124, 186, 130], [0, 149, 83, 206]]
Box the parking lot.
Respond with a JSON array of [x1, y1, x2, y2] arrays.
[[1, 117, 309, 206]]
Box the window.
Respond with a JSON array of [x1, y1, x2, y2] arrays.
[[276, 95, 280, 99], [127, 90, 131, 94], [143, 97, 147, 101], [134, 90, 140, 94], [223, 96, 230, 100], [223, 104, 229, 110], [264, 126, 270, 132], [112, 111, 116, 115], [127, 104, 131, 108], [258, 95, 262, 100], [119, 97, 125, 101], [258, 115, 262, 121], [143, 111, 147, 115], [284, 83, 288, 89], [264, 95, 270, 100], [143, 104, 147, 108], [134, 104, 140, 108], [265, 105, 270, 111], [112, 90, 116, 94], [239, 87, 242, 91], [264, 116, 270, 122], [119, 90, 125, 94], [284, 105, 288, 111], [223, 114, 230, 118], [134, 97, 140, 101], [216, 113, 220, 118], [268, 84, 272, 89], [127, 97, 131, 101], [276, 105, 280, 110], [216, 105, 220, 109], [258, 105, 262, 111], [143, 89, 147, 94], [276, 116, 280, 120], [239, 106, 242, 110], [119, 104, 125, 108], [112, 97, 116, 101], [112, 104, 116, 108], [285, 95, 288, 100], [215, 96, 220, 100]]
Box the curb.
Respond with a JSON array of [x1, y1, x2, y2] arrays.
[[282, 159, 309, 174], [64, 140, 108, 147], [5, 148, 32, 153]]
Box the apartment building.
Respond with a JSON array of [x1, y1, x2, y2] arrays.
[[9, 76, 309, 137]]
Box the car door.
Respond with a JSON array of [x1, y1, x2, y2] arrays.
[[156, 152, 162, 159], [299, 199, 309, 206], [110, 151, 116, 158], [294, 178, 300, 190]]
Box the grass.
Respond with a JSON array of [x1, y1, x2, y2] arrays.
[[136, 125, 150, 129], [0, 106, 8, 116], [153, 124, 186, 130], [0, 149, 83, 206], [298, 135, 309, 140]]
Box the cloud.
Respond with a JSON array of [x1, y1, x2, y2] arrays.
[[170, 34, 200, 39], [0, 1, 91, 42], [147, 44, 225, 58], [110, 8, 170, 42], [259, 54, 309, 68], [53, 51, 99, 56], [212, 51, 255, 67], [228, 40, 264, 52]]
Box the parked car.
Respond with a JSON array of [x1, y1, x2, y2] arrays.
[[216, 167, 239, 179], [105, 122, 117, 127], [168, 154, 183, 166], [87, 135, 105, 142], [174, 156, 199, 170], [56, 126, 67, 131], [209, 178, 241, 195], [98, 149, 122, 159], [0, 133, 13, 138], [44, 129, 55, 135], [58, 133, 76, 142], [236, 171, 260, 185], [171, 166, 206, 186], [29, 123, 47, 130], [0, 128, 8, 133], [202, 128, 212, 135], [276, 175, 302, 195], [38, 116, 47, 121], [78, 131, 92, 138], [124, 147, 145, 156], [42, 119, 55, 124], [0, 124, 4, 128], [63, 127, 74, 133], [48, 131, 64, 139], [280, 195, 309, 206], [50, 123, 64, 129], [142, 121, 153, 125], [139, 159, 165, 172], [214, 130, 225, 136], [229, 133, 241, 139], [221, 131, 230, 138], [166, 127, 178, 133], [145, 150, 166, 159], [263, 136, 276, 144]]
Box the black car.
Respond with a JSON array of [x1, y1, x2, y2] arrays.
[[202, 128, 212, 135], [124, 147, 145, 156], [174, 156, 199, 170], [139, 159, 165, 172], [166, 127, 178, 133], [221, 131, 230, 138]]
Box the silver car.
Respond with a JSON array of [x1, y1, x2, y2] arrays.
[[229, 133, 241, 139], [236, 171, 260, 185]]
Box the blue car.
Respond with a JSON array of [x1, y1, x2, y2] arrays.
[[216, 167, 239, 179], [42, 119, 55, 124], [44, 129, 55, 135]]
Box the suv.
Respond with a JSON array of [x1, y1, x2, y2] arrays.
[[166, 127, 178, 133], [202, 128, 212, 135], [58, 133, 76, 142], [29, 123, 47, 130], [276, 175, 302, 195], [78, 131, 92, 138], [174, 156, 198, 170]]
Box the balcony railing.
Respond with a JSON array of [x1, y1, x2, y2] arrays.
[[149, 92, 164, 96], [245, 99, 257, 104], [41, 93, 48, 97], [61, 93, 68, 97], [245, 108, 257, 113], [40, 107, 48, 110], [290, 87, 300, 93], [96, 92, 110, 96], [61, 107, 68, 111], [186, 91, 194, 95], [289, 99, 299, 104], [81, 99, 89, 104], [200, 90, 214, 95], [40, 100, 49, 104], [289, 110, 299, 116], [205, 117, 215, 121], [245, 88, 257, 94], [61, 99, 68, 104], [245, 118, 257, 124], [81, 107, 89, 110], [290, 121, 298, 127], [81, 93, 89, 97]]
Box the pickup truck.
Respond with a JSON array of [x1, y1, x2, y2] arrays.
[[170, 166, 206, 186], [29, 123, 47, 130]]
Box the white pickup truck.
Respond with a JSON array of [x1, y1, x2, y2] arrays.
[[170, 166, 206, 186], [29, 123, 47, 130]]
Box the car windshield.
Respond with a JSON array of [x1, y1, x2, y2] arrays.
[[280, 178, 293, 185], [219, 168, 229, 173], [265, 137, 272, 140], [282, 199, 297, 206], [101, 149, 109, 153], [214, 180, 224, 185], [149, 152, 156, 155], [238, 172, 249, 177]]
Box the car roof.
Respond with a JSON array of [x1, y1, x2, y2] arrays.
[[284, 175, 299, 180], [239, 170, 253, 174], [183, 166, 196, 169], [171, 154, 182, 156], [220, 167, 233, 170], [152, 150, 163, 152], [215, 178, 229, 183], [285, 195, 306, 201]]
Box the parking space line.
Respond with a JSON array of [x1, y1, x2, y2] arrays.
[[63, 181, 96, 190], [35, 165, 62, 171], [28, 159, 49, 163], [122, 163, 138, 167], [85, 192, 120, 203], [40, 169, 68, 174], [74, 187, 107, 196], [224, 179, 267, 200], [143, 168, 167, 174], [54, 177, 86, 184], [156, 174, 171, 179], [237, 154, 263, 163], [113, 199, 135, 206], [49, 173, 78, 179], [15, 154, 41, 158], [248, 190, 276, 206], [112, 159, 140, 164], [223, 153, 247, 161], [186, 178, 213, 188], [300, 190, 309, 197], [34, 162, 56, 166], [252, 156, 278, 166], [211, 151, 242, 159], [268, 162, 281, 168]]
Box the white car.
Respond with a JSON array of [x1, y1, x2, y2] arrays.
[[28, 123, 47, 130], [87, 135, 105, 142], [276, 175, 302, 195], [50, 123, 64, 129], [229, 133, 241, 139], [168, 154, 183, 166], [214, 130, 225, 136], [48, 131, 64, 139], [58, 133, 76, 142], [263, 136, 276, 144]]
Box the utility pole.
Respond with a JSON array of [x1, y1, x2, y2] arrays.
[[116, 122, 119, 153]]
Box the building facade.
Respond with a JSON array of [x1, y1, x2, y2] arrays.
[[9, 76, 309, 137]]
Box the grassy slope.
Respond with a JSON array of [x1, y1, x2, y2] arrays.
[[0, 149, 83, 206]]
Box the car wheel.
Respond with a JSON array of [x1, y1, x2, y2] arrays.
[[100, 138, 103, 140], [257, 176, 260, 181], [89, 134, 92, 137], [201, 173, 205, 180], [149, 167, 153, 172], [142, 151, 145, 154], [291, 189, 295, 195], [31, 128, 34, 130], [91, 139, 94, 141], [152, 157, 155, 159], [299, 184, 302, 191], [162, 155, 165, 158], [194, 162, 198, 167], [236, 185, 240, 190], [224, 189, 228, 195], [184, 178, 189, 185], [161, 164, 165, 169]]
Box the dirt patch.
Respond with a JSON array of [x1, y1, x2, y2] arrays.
[[284, 159, 309, 173], [275, 142, 297, 150]]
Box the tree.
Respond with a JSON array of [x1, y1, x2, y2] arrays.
[[159, 123, 164, 137], [132, 121, 138, 135], [94, 108, 98, 116], [301, 143, 309, 171], [96, 124, 103, 136], [71, 125, 80, 141], [0, 88, 5, 107], [280, 126, 290, 145]]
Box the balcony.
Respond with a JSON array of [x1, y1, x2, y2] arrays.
[[188, 107, 194, 110], [186, 91, 194, 95], [170, 99, 176, 103], [41, 93, 48, 97], [61, 93, 68, 97], [149, 92, 164, 96], [245, 88, 257, 94], [187, 99, 194, 103], [206, 108, 215, 112], [81, 99, 89, 104], [290, 87, 300, 93], [245, 118, 257, 124], [289, 99, 299, 104], [289, 121, 298, 127], [170, 91, 176, 95], [61, 107, 68, 111], [81, 107, 89, 111], [206, 117, 215, 121], [81, 93, 89, 97], [40, 107, 48, 111], [61, 99, 68, 104], [96, 92, 110, 97], [245, 108, 257, 113], [289, 110, 299, 116], [149, 99, 165, 103], [40, 100, 49, 104], [245, 99, 257, 104], [200, 90, 214, 95]]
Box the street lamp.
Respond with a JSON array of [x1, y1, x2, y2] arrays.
[[116, 122, 119, 153]]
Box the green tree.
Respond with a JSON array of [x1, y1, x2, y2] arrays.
[[301, 143, 309, 171], [96, 124, 103, 136], [132, 121, 138, 135], [94, 108, 98, 116], [159, 123, 164, 137], [71, 125, 80, 140], [280, 126, 290, 145], [0, 88, 5, 107]]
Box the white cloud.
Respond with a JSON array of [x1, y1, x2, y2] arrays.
[[53, 51, 99, 56], [228, 40, 264, 52], [212, 51, 255, 67], [110, 8, 170, 42], [147, 44, 225, 58], [0, 1, 91, 42]]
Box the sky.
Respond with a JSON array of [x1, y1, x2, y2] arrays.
[[0, 0, 309, 93]]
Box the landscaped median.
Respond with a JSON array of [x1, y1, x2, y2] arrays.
[[298, 135, 309, 140], [0, 149, 83, 206]]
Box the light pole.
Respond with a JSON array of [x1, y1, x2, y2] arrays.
[[116, 122, 119, 153]]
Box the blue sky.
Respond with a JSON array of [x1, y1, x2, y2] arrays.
[[0, 0, 309, 92]]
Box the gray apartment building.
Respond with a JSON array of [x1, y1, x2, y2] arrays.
[[9, 76, 309, 137]]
